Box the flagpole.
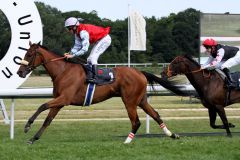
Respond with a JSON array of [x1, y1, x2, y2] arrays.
[[128, 4, 130, 67]]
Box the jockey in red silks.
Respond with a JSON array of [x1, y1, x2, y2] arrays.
[[64, 17, 111, 83], [201, 38, 240, 88]]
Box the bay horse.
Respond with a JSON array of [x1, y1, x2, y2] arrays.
[[17, 42, 186, 144], [166, 55, 238, 137]]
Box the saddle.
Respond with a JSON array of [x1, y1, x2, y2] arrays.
[[216, 69, 240, 90]]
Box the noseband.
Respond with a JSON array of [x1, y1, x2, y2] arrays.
[[20, 47, 40, 72]]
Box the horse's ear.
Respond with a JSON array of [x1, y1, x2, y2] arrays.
[[37, 41, 41, 45], [29, 41, 32, 46]]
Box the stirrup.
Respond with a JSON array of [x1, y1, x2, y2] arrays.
[[228, 83, 235, 89], [225, 81, 235, 89]]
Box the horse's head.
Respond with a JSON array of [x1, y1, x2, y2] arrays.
[[17, 41, 43, 78], [166, 55, 200, 78]]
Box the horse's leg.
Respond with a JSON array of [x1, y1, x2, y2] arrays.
[[123, 104, 141, 144], [215, 105, 232, 137], [24, 103, 49, 133], [28, 107, 62, 144], [208, 107, 235, 129], [25, 96, 67, 133], [208, 107, 219, 129], [139, 96, 179, 139]]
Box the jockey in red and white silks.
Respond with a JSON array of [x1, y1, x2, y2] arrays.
[[201, 38, 240, 87], [201, 38, 240, 70], [64, 17, 111, 65]]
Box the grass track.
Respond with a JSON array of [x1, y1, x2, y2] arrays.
[[0, 120, 240, 160], [1, 76, 240, 159]]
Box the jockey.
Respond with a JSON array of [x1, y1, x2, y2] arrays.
[[201, 38, 240, 88], [64, 17, 111, 83]]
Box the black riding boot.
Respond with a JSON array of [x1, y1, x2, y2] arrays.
[[86, 64, 97, 83], [222, 68, 235, 88]]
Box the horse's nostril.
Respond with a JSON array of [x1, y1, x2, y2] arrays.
[[17, 70, 26, 78], [17, 70, 22, 75]]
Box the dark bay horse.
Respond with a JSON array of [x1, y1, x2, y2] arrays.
[[166, 55, 238, 137], [17, 42, 186, 144]]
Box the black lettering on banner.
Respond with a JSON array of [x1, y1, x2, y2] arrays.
[[2, 67, 13, 78], [18, 15, 33, 25], [14, 56, 22, 65], [18, 47, 28, 51], [20, 32, 30, 39]]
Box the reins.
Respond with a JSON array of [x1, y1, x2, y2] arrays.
[[167, 57, 211, 79], [43, 56, 66, 64], [185, 68, 209, 76], [189, 69, 211, 78]]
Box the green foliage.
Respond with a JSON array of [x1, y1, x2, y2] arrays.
[[0, 10, 11, 60], [0, 2, 200, 65]]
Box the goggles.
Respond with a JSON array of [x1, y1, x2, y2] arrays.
[[66, 26, 74, 31], [204, 45, 212, 49]]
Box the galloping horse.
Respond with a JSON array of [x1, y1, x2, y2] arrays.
[[166, 55, 238, 137], [17, 42, 186, 144]]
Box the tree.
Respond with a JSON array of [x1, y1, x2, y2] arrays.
[[0, 11, 11, 60], [0, 2, 200, 64]]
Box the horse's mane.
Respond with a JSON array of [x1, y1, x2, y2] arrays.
[[183, 54, 200, 67], [38, 44, 63, 57]]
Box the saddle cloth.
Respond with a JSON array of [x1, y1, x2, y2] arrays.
[[216, 69, 240, 90], [93, 68, 115, 85], [230, 72, 240, 89]]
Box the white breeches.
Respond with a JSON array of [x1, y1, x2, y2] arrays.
[[87, 35, 111, 65], [221, 51, 240, 69]]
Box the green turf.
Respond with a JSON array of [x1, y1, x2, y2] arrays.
[[0, 120, 240, 160], [1, 76, 240, 159]]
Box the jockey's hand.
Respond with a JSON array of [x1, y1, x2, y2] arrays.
[[64, 53, 74, 59], [200, 65, 206, 70], [207, 66, 215, 70]]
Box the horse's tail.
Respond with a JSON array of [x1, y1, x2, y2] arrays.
[[141, 71, 189, 96]]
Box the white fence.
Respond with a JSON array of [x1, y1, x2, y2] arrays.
[[0, 85, 196, 139]]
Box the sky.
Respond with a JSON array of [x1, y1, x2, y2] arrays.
[[35, 0, 240, 20]]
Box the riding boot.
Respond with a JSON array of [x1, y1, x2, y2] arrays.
[[222, 68, 235, 88], [86, 64, 97, 83]]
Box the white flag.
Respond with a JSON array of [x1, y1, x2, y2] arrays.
[[129, 10, 146, 51]]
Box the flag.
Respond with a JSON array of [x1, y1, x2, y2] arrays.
[[129, 10, 146, 51]]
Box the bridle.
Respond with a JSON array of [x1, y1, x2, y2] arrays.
[[20, 46, 65, 72], [167, 57, 211, 78]]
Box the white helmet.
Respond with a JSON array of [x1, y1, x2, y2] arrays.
[[64, 17, 80, 27]]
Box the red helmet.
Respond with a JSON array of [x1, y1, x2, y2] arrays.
[[202, 38, 217, 47]]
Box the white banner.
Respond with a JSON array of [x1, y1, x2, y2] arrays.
[[129, 10, 146, 51]]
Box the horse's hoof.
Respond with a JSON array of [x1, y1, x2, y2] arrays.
[[170, 133, 180, 139], [24, 126, 31, 133], [227, 134, 232, 138], [229, 123, 235, 128], [27, 139, 34, 145]]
